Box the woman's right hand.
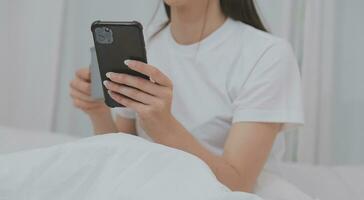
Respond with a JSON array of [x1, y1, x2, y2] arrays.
[[69, 68, 109, 116]]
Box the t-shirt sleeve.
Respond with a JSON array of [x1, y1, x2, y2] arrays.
[[111, 107, 137, 119], [232, 40, 304, 131]]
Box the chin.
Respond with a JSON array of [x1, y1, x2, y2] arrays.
[[163, 0, 190, 7]]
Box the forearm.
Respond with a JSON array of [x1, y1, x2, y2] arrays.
[[159, 119, 249, 192], [89, 111, 118, 134]]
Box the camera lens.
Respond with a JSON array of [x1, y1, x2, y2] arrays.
[[97, 34, 105, 41]]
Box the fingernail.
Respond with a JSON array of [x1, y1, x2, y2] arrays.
[[103, 80, 108, 86], [124, 59, 131, 66], [106, 72, 112, 78], [150, 77, 156, 83]]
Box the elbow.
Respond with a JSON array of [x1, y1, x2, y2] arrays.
[[223, 173, 256, 193], [237, 183, 255, 193], [228, 180, 255, 193], [215, 161, 257, 193]]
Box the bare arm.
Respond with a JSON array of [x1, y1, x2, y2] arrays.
[[88, 111, 118, 134], [221, 122, 282, 191], [160, 120, 281, 192], [114, 115, 136, 135], [89, 112, 136, 135]]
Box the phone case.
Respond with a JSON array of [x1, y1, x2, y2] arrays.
[[91, 20, 148, 108], [90, 47, 104, 101]]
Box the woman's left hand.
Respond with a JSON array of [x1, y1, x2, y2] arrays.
[[103, 60, 177, 142]]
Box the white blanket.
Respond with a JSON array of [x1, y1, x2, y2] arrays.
[[0, 133, 262, 200]]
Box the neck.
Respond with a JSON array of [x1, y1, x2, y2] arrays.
[[169, 1, 226, 45]]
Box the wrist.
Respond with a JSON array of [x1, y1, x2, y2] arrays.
[[89, 109, 112, 121], [162, 118, 194, 149], [89, 111, 118, 134]]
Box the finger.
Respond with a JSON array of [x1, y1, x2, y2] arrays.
[[76, 68, 91, 81], [72, 98, 99, 110], [105, 73, 165, 97], [70, 87, 95, 102], [70, 77, 91, 96], [124, 60, 173, 87], [108, 90, 146, 112], [104, 80, 158, 105]]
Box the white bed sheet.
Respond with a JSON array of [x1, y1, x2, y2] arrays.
[[1, 126, 362, 200], [0, 126, 79, 154], [0, 132, 263, 200], [267, 163, 364, 200]]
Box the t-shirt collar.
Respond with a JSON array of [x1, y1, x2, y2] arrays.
[[166, 18, 236, 56]]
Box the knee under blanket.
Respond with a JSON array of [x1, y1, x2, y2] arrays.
[[0, 133, 262, 200]]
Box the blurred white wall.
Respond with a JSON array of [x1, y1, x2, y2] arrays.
[[333, 0, 364, 164], [0, 0, 64, 131], [0, 0, 10, 124]]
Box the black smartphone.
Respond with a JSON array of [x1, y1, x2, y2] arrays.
[[91, 20, 148, 108]]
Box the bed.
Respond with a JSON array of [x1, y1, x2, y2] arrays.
[[0, 125, 362, 200]]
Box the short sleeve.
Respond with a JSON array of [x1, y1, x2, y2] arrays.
[[111, 107, 137, 119], [232, 40, 304, 131]]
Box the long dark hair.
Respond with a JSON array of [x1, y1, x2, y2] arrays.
[[163, 0, 267, 32]]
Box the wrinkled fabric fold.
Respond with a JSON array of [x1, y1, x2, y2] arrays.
[[0, 133, 263, 200]]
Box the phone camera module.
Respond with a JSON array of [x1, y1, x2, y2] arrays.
[[95, 27, 113, 44]]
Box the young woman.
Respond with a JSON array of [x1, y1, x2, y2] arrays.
[[70, 0, 303, 192]]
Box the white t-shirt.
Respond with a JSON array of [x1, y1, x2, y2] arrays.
[[113, 18, 304, 161]]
